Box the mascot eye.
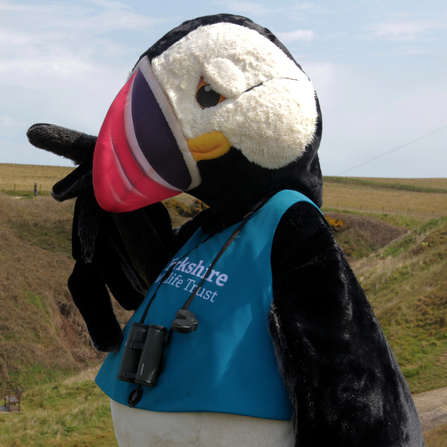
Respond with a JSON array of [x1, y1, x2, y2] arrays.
[[195, 77, 226, 109]]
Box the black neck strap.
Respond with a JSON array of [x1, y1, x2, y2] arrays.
[[181, 216, 249, 312], [139, 192, 274, 336], [139, 215, 248, 326]]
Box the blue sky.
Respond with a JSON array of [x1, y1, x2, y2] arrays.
[[1, 0, 446, 177]]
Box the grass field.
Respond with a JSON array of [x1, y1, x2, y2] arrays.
[[323, 177, 447, 218], [348, 177, 447, 190], [0, 163, 74, 193], [1, 163, 446, 216], [1, 371, 446, 447], [0, 163, 446, 445], [0, 368, 118, 447]]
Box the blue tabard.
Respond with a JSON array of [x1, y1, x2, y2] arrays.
[[96, 190, 319, 420]]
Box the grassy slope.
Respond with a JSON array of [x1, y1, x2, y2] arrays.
[[0, 193, 107, 391], [1, 164, 446, 444], [353, 216, 447, 393], [0, 369, 117, 447]]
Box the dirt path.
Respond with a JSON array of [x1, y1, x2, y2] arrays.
[[413, 387, 447, 432]]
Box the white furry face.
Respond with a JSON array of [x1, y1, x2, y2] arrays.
[[150, 22, 318, 170]]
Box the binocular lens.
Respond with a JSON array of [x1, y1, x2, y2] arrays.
[[117, 323, 149, 383], [135, 325, 167, 387]]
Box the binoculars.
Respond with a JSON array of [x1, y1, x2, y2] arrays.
[[118, 310, 198, 387], [117, 323, 167, 387]]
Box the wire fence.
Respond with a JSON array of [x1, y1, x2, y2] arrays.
[[323, 202, 446, 219], [2, 182, 446, 219]]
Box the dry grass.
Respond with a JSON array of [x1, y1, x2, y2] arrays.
[[351, 217, 447, 393], [0, 163, 74, 193], [1, 163, 446, 219], [0, 190, 125, 445], [1, 164, 447, 442], [0, 193, 97, 389], [323, 183, 446, 218], [358, 177, 447, 190], [325, 212, 408, 258], [425, 423, 447, 446], [63, 366, 101, 385], [0, 193, 136, 391]]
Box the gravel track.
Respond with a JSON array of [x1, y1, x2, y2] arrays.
[[414, 387, 447, 432]]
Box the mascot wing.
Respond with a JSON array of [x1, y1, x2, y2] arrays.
[[269, 202, 425, 446]]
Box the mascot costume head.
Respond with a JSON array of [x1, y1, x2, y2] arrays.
[[28, 13, 424, 447]]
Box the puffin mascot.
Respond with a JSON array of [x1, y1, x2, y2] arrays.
[[27, 14, 424, 447]]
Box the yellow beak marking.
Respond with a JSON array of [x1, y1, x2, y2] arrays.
[[188, 131, 231, 162]]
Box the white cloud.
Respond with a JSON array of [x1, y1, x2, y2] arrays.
[[365, 19, 443, 41], [0, 56, 96, 88], [293, 3, 328, 14], [276, 29, 314, 42], [0, 0, 161, 167], [1, 0, 446, 176], [0, 0, 162, 90], [0, 1, 165, 34]]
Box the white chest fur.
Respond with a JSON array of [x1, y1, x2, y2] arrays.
[[110, 400, 294, 447]]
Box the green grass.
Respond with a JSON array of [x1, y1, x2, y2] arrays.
[[8, 366, 80, 391], [0, 376, 117, 447], [323, 207, 427, 231], [355, 217, 447, 392], [371, 213, 427, 231], [0, 367, 444, 446], [23, 292, 48, 315], [10, 219, 72, 255]]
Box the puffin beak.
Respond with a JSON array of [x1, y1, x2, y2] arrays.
[[188, 132, 231, 161], [93, 59, 200, 213]]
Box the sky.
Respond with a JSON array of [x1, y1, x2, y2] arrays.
[[1, 0, 446, 178]]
